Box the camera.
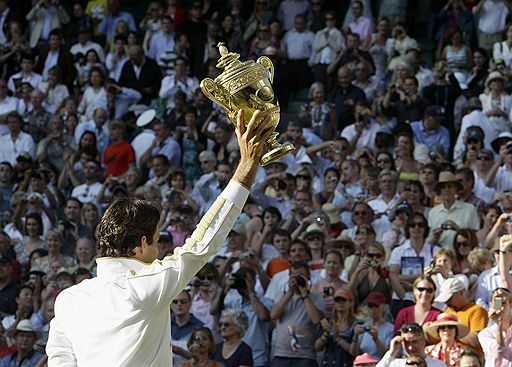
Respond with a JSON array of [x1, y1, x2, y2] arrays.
[[507, 141, 512, 154], [323, 286, 333, 296], [364, 325, 372, 332], [494, 296, 503, 310], [369, 260, 377, 268], [296, 275, 307, 288], [231, 272, 246, 291], [441, 223, 451, 230]]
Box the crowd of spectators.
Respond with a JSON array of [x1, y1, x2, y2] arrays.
[[0, 0, 512, 366]]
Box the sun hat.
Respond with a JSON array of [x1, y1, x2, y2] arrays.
[[423, 313, 469, 342], [7, 319, 42, 339], [136, 109, 156, 128], [433, 172, 463, 194]]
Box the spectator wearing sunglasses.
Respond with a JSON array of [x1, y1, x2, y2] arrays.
[[376, 323, 447, 367], [394, 276, 441, 336], [171, 290, 203, 364], [424, 313, 468, 367], [454, 168, 486, 217], [452, 229, 479, 276], [389, 213, 440, 316]]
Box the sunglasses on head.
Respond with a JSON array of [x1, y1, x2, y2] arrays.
[[401, 325, 422, 333]]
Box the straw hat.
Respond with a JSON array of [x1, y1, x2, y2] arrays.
[[485, 71, 507, 89], [7, 319, 42, 339], [433, 172, 463, 194], [423, 313, 469, 342]]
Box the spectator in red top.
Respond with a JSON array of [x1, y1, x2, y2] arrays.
[[103, 119, 135, 178]]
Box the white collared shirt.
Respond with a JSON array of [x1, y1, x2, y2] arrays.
[[47, 181, 248, 367], [0, 132, 35, 165], [43, 50, 60, 80]]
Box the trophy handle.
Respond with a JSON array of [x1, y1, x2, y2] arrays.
[[200, 78, 230, 109], [257, 56, 274, 83]]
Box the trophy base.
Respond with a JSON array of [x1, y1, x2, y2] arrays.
[[261, 143, 295, 166]]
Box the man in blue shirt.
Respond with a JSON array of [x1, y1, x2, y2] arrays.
[[410, 105, 451, 157], [171, 290, 203, 362], [98, 0, 136, 41]]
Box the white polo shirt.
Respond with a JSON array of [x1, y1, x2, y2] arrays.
[[47, 180, 249, 367]]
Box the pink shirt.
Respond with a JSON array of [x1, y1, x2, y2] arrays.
[[478, 323, 512, 367], [349, 16, 373, 41]]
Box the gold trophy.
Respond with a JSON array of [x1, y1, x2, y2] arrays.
[[200, 43, 294, 166]]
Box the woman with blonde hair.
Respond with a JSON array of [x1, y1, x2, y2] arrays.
[[298, 82, 336, 140], [315, 288, 360, 367]]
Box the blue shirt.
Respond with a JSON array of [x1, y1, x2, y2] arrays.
[[0, 351, 44, 367], [98, 12, 136, 40], [410, 120, 451, 156], [224, 289, 274, 367], [171, 314, 203, 342]]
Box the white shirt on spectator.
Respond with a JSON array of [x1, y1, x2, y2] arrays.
[[78, 87, 107, 120], [283, 28, 315, 60], [341, 119, 380, 151], [0, 97, 19, 135], [42, 50, 60, 80], [148, 31, 175, 62], [71, 182, 102, 204], [70, 40, 105, 62], [475, 265, 505, 311], [348, 16, 373, 42], [474, 0, 509, 33], [368, 193, 400, 235], [454, 109, 498, 162], [159, 74, 198, 110], [490, 165, 512, 192], [493, 40, 512, 67], [376, 351, 447, 367], [7, 72, 43, 93], [105, 53, 128, 82], [311, 27, 344, 65], [473, 173, 497, 203], [0, 132, 36, 165]]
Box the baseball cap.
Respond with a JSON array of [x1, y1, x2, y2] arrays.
[[425, 105, 445, 120], [434, 278, 465, 303]]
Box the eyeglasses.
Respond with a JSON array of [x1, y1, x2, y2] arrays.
[[457, 240, 470, 248], [259, 28, 269, 32], [296, 175, 311, 180], [172, 299, 189, 305], [416, 287, 434, 294], [367, 303, 379, 308], [409, 222, 426, 229], [477, 156, 492, 161], [219, 322, 231, 327], [377, 158, 391, 164], [325, 17, 335, 21], [334, 297, 348, 303], [308, 236, 323, 241], [353, 211, 368, 216], [366, 252, 383, 259], [200, 160, 212, 164]]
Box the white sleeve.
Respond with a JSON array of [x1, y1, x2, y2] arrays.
[[126, 180, 249, 310], [47, 292, 78, 367]]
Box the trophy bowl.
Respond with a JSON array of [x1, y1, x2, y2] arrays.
[[200, 43, 294, 166]]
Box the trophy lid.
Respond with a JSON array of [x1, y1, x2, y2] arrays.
[[216, 42, 242, 70]]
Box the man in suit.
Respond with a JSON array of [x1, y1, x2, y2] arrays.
[[118, 45, 162, 106], [0, 0, 18, 45], [34, 29, 76, 92]]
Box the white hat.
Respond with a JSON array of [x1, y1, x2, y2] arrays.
[[7, 319, 42, 339], [136, 109, 156, 127], [434, 278, 465, 303]]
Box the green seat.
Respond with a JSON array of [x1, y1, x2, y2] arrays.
[[287, 101, 304, 114], [293, 88, 311, 102]]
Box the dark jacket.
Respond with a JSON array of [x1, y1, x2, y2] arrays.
[[118, 57, 162, 105]]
